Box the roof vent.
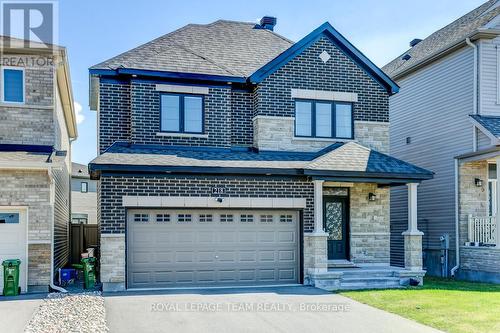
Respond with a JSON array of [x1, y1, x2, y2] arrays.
[[259, 16, 277, 31], [409, 38, 422, 47], [402, 54, 411, 61]]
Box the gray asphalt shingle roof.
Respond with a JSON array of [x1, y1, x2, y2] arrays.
[[89, 142, 433, 180], [0, 151, 63, 165], [383, 0, 500, 78], [91, 20, 293, 78], [72, 162, 90, 178], [470, 114, 500, 138]]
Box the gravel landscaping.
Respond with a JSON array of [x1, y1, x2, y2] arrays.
[[24, 292, 108, 333]]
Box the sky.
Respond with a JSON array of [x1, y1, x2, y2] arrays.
[[60, 0, 487, 164]]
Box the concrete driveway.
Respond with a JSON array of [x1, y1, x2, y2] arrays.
[[104, 286, 442, 333], [0, 297, 43, 333]]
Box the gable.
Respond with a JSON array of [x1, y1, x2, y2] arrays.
[[253, 35, 390, 122], [250, 23, 398, 95]]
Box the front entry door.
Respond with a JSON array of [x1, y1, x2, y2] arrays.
[[324, 196, 349, 260]]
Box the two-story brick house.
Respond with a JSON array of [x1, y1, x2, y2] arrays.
[[0, 36, 77, 293], [89, 18, 433, 291]]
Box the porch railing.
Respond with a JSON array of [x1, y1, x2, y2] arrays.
[[468, 215, 497, 245]]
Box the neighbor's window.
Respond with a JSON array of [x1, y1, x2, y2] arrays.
[[2, 67, 24, 103], [294, 100, 353, 139], [0, 212, 20, 224], [81, 182, 88, 193], [160, 93, 203, 133]]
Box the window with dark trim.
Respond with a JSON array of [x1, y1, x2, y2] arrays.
[[294, 100, 353, 139], [80, 182, 88, 193], [2, 67, 24, 103], [160, 93, 204, 134]]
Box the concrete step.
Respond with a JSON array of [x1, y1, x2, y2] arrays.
[[339, 277, 401, 290], [339, 269, 397, 278], [327, 260, 357, 268]]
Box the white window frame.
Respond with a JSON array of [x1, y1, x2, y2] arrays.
[[488, 179, 497, 217], [1, 66, 25, 104], [80, 181, 88, 193]]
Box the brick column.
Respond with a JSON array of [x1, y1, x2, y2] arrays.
[[402, 183, 424, 271]]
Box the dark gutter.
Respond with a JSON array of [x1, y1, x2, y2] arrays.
[[305, 169, 433, 181], [88, 68, 247, 83], [0, 144, 54, 153]]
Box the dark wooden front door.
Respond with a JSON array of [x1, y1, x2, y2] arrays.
[[324, 196, 349, 260]]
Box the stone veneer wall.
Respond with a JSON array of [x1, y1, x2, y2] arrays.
[[0, 170, 52, 287], [253, 117, 389, 153], [100, 235, 126, 290], [458, 161, 488, 245], [458, 160, 500, 281], [349, 183, 390, 264]]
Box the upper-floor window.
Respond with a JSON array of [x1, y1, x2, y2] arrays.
[[81, 182, 88, 193], [295, 100, 353, 139], [2, 67, 25, 104], [160, 93, 204, 134]]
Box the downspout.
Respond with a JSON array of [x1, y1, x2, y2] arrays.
[[451, 159, 460, 277], [48, 167, 68, 293], [466, 38, 478, 152], [452, 39, 479, 277]]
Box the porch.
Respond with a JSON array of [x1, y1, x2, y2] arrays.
[[304, 180, 427, 291], [455, 150, 500, 283]]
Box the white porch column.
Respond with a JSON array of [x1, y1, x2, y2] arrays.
[[496, 157, 500, 246], [312, 180, 327, 235], [402, 183, 424, 271]]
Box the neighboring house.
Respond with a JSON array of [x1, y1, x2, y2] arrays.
[[71, 163, 97, 225], [384, 0, 500, 283], [0, 37, 77, 293], [88, 18, 432, 292]]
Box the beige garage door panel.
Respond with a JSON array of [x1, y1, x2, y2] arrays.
[[127, 209, 299, 289]]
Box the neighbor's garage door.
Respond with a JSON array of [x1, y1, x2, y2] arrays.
[[127, 209, 299, 289], [0, 209, 27, 294]]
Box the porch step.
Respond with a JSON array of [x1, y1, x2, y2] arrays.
[[339, 277, 402, 290], [340, 269, 397, 278], [327, 260, 357, 268]]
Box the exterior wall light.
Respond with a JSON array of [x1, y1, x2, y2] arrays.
[[368, 193, 377, 201], [474, 178, 483, 187]]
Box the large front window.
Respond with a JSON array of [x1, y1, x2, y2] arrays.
[[160, 93, 204, 133], [294, 100, 353, 139]]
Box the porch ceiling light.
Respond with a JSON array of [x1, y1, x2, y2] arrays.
[[368, 193, 377, 201], [474, 178, 483, 187]]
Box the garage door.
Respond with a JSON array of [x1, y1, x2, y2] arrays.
[[0, 209, 27, 294], [127, 209, 299, 289]]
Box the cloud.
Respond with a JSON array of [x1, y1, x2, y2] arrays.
[[74, 101, 84, 124]]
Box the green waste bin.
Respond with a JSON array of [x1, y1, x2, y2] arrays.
[[2, 259, 21, 296], [81, 257, 96, 290]]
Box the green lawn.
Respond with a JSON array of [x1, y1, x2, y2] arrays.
[[340, 277, 500, 333]]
